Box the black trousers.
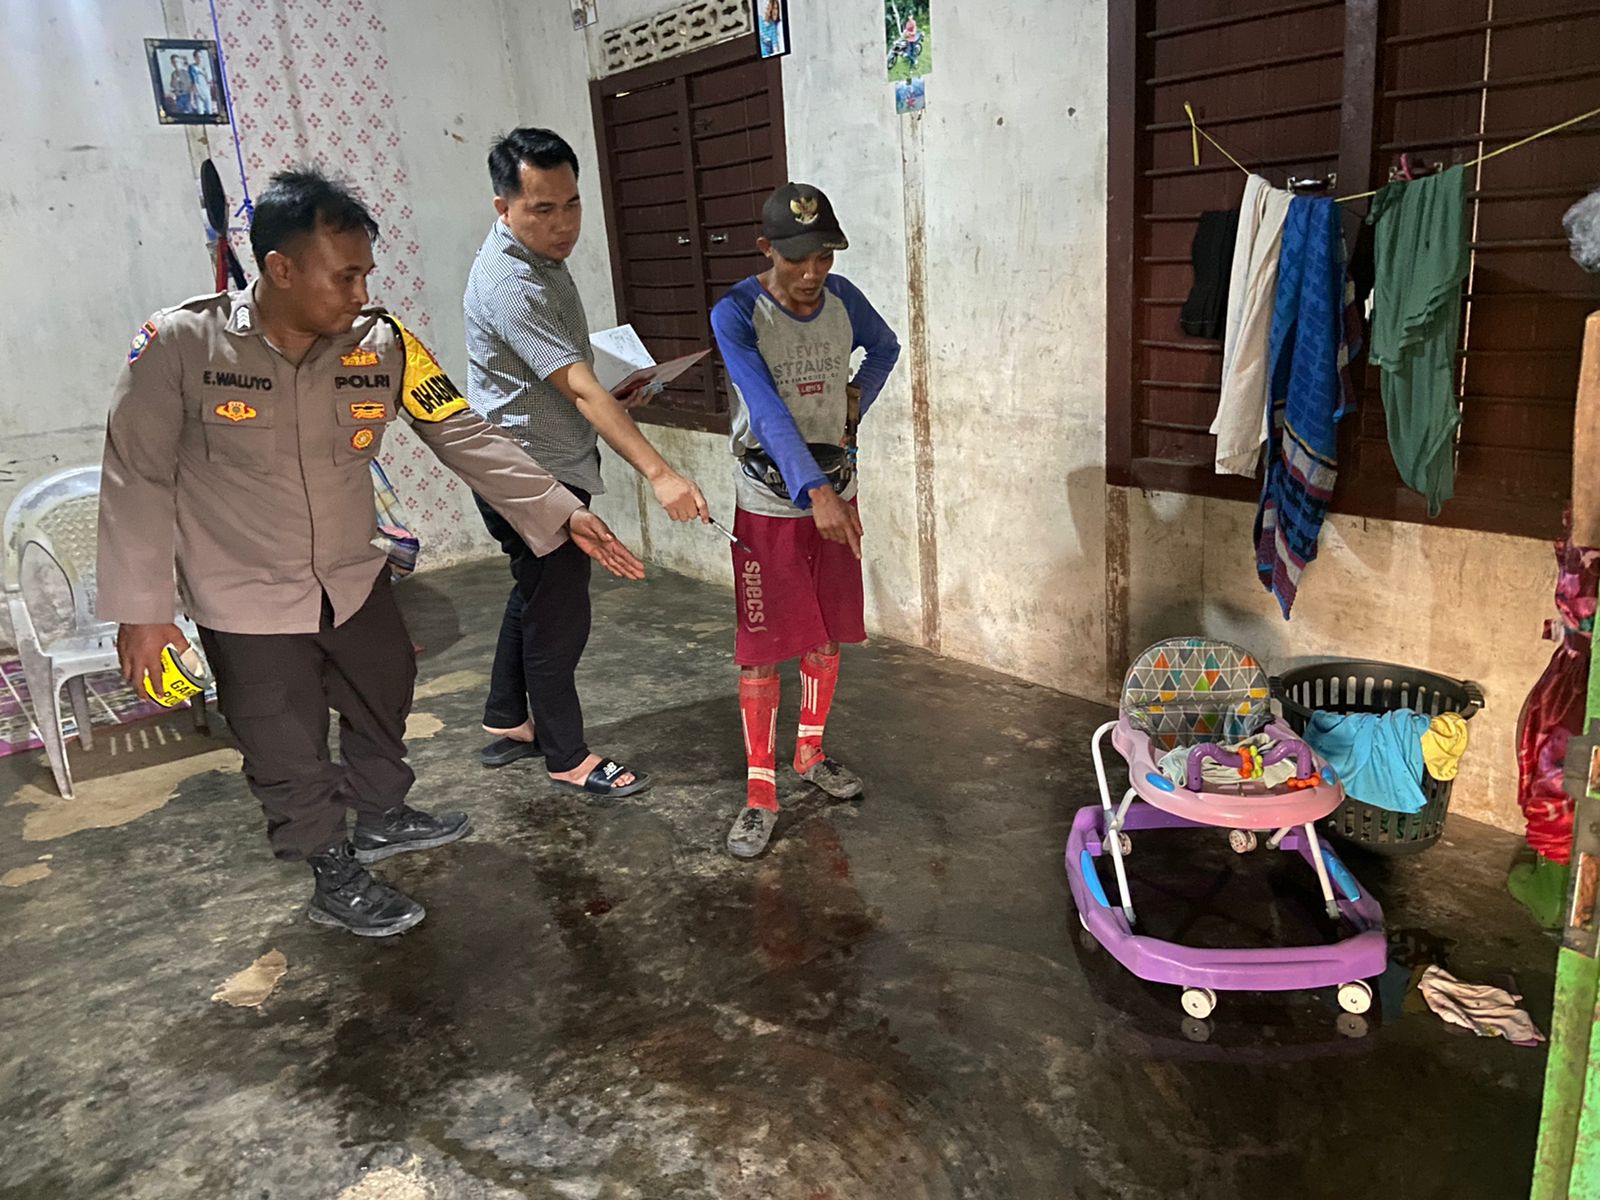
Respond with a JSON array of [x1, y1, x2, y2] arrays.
[[199, 574, 416, 861], [474, 490, 593, 774]]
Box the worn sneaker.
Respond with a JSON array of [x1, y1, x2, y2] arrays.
[[797, 756, 863, 800], [353, 804, 472, 864], [306, 841, 426, 937], [727, 805, 779, 858]]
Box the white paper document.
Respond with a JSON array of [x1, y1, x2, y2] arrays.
[[589, 323, 709, 398]]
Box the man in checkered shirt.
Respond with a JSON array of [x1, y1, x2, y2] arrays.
[[465, 127, 708, 798]]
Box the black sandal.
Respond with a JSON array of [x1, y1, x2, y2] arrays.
[[480, 737, 544, 768], [549, 758, 652, 797]]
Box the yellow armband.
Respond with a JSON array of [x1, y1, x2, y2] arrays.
[[383, 315, 468, 422]]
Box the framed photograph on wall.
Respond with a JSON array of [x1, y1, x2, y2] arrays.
[[145, 38, 229, 125], [570, 0, 598, 30], [757, 0, 790, 59]]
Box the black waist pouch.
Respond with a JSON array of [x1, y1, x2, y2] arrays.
[[740, 443, 855, 502]]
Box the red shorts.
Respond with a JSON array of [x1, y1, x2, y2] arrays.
[[733, 503, 866, 667]]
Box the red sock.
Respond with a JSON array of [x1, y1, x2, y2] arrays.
[[795, 649, 840, 772], [740, 675, 780, 811]]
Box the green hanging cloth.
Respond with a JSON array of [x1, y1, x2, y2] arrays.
[[1367, 165, 1470, 517]]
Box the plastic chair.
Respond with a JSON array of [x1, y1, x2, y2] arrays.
[[2, 465, 206, 799]]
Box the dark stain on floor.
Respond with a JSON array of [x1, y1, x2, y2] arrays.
[[0, 560, 1557, 1199]]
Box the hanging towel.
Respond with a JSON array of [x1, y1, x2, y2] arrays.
[[1420, 712, 1470, 781], [1180, 208, 1241, 339], [1418, 966, 1546, 1046], [1368, 165, 1470, 517], [1304, 708, 1431, 813], [1253, 196, 1357, 618], [1211, 175, 1293, 475]]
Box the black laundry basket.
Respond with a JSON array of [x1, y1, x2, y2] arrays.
[[1273, 661, 1485, 855]]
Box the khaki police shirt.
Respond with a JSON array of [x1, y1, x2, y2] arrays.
[[98, 287, 585, 635]]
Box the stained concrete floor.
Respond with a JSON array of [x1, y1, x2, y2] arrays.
[[0, 558, 1558, 1200]]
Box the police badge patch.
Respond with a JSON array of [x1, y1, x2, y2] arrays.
[[128, 321, 159, 365]]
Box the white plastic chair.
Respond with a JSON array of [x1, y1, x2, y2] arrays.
[[3, 465, 206, 798]]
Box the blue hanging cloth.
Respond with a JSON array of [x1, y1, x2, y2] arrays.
[[1253, 195, 1359, 618]]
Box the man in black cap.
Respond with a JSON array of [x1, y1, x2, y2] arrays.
[[709, 182, 901, 858]]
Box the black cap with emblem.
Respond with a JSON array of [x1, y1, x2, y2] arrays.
[[761, 182, 849, 260]]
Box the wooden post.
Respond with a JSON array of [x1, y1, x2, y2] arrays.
[[1573, 313, 1600, 547]]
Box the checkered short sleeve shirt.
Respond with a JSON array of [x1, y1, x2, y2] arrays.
[[464, 220, 603, 495]]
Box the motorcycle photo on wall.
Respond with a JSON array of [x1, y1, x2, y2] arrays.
[[884, 0, 930, 80]]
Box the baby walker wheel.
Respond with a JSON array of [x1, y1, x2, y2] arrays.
[[1227, 829, 1258, 854], [1076, 911, 1100, 953], [1180, 987, 1218, 1019], [1337, 981, 1374, 1015]]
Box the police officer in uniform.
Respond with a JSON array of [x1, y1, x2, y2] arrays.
[[97, 169, 645, 937]]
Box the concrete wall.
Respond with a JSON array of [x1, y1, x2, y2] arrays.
[[1122, 490, 1552, 833], [2, 0, 520, 481], [0, 0, 524, 644], [508, 0, 1542, 834], [379, 2, 524, 390], [507, 0, 1112, 686], [4, 0, 1549, 834], [0, 0, 214, 527]]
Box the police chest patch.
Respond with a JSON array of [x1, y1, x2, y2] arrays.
[[349, 402, 386, 421], [214, 400, 257, 422], [341, 347, 380, 368], [128, 321, 158, 365]]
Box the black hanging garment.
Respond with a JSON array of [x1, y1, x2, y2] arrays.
[[1179, 208, 1241, 339], [200, 159, 248, 290]]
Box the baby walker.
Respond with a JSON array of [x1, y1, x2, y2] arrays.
[[1065, 637, 1386, 1020]]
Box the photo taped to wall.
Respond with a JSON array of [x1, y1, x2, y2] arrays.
[[758, 0, 790, 58], [895, 75, 926, 114], [885, 0, 929, 80]]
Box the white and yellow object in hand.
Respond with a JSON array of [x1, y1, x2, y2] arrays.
[[142, 643, 210, 707]]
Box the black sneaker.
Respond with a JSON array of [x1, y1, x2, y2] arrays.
[[353, 805, 472, 864], [796, 756, 864, 800], [727, 805, 779, 858], [306, 841, 425, 937]]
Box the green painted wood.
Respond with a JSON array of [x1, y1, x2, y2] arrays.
[[1533, 948, 1600, 1199]]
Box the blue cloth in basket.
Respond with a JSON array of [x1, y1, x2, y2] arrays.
[[1304, 709, 1431, 813]]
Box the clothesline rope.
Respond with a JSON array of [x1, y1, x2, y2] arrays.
[[1182, 99, 1600, 204], [208, 0, 254, 227], [1182, 102, 1253, 176]]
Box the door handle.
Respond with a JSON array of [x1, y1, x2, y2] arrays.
[[708, 233, 728, 244], [676, 235, 692, 246]]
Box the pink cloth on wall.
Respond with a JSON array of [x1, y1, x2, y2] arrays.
[[1514, 517, 1598, 865], [181, 0, 483, 567]]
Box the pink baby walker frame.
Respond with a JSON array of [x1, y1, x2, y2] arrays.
[[1065, 638, 1387, 1020]]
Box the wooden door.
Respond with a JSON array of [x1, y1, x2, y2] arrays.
[[592, 34, 786, 432]]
